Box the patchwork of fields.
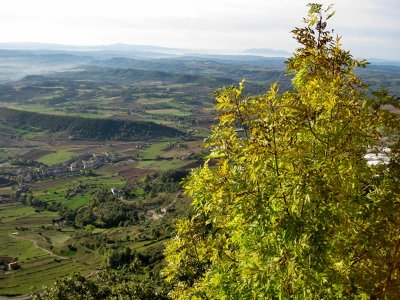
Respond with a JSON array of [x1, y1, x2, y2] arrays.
[[0, 203, 100, 295], [0, 46, 398, 298], [0, 134, 204, 296]]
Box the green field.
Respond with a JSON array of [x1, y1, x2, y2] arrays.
[[136, 116, 177, 127], [139, 140, 172, 160], [136, 97, 173, 105], [0, 259, 92, 295], [146, 108, 191, 116], [0, 203, 102, 296], [0, 123, 45, 139], [7, 104, 115, 119], [138, 158, 189, 171], [33, 173, 125, 209], [37, 151, 78, 165], [8, 104, 53, 114]]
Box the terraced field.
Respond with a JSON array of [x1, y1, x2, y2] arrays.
[[0, 203, 102, 296], [31, 173, 125, 209]]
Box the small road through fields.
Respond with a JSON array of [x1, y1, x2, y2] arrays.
[[8, 233, 67, 261]]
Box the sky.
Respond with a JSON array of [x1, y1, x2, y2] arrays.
[[0, 0, 398, 60]]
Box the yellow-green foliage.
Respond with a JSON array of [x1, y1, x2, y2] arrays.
[[164, 4, 400, 299]]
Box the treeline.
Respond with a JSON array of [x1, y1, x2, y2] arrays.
[[75, 191, 139, 228], [0, 107, 182, 140], [45, 66, 236, 87], [141, 170, 188, 197], [34, 268, 169, 300]]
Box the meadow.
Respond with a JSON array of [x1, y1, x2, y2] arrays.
[[0, 203, 101, 296], [37, 151, 78, 165], [31, 173, 125, 209]]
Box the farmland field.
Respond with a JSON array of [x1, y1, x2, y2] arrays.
[[20, 149, 55, 161], [37, 151, 78, 165], [31, 173, 125, 209], [0, 203, 102, 296], [146, 108, 191, 116]]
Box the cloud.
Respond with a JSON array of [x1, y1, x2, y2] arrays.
[[0, 0, 398, 59]]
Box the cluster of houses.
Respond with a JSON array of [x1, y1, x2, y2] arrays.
[[364, 147, 391, 166], [68, 153, 108, 171], [0, 153, 111, 184], [0, 195, 17, 204]]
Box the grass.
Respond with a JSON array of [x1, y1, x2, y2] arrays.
[[0, 204, 37, 222], [194, 128, 212, 138], [0, 149, 9, 159], [33, 173, 125, 208], [8, 104, 54, 114], [137, 140, 197, 170], [136, 97, 173, 105], [0, 259, 92, 296], [138, 158, 189, 171], [0, 233, 48, 263], [6, 103, 115, 119], [0, 204, 59, 277], [63, 195, 92, 209], [146, 108, 191, 116], [37, 151, 78, 165], [165, 101, 193, 110], [136, 116, 176, 126], [0, 203, 102, 296], [0, 123, 45, 139], [22, 131, 46, 139], [139, 141, 173, 160], [43, 231, 71, 248], [0, 188, 14, 197]]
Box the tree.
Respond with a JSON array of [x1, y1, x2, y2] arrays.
[[33, 269, 170, 300], [33, 259, 168, 300], [163, 4, 400, 299]]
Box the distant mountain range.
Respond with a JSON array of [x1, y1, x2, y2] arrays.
[[0, 42, 180, 53], [0, 42, 398, 89], [0, 43, 292, 58], [0, 43, 398, 64], [243, 48, 291, 57]]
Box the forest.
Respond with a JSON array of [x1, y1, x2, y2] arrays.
[[0, 107, 182, 140]]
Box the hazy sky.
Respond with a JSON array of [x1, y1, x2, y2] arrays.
[[0, 0, 398, 59]]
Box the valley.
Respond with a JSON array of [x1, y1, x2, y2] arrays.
[[0, 46, 399, 297]]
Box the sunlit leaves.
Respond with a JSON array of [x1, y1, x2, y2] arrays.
[[164, 3, 400, 299]]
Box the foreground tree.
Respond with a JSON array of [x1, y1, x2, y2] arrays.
[[164, 4, 400, 299], [33, 267, 170, 300]]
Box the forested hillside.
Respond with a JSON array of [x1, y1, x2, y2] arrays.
[[0, 107, 182, 140]]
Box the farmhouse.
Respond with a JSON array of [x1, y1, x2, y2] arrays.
[[111, 187, 123, 197], [0, 256, 19, 271], [0, 195, 17, 203], [7, 261, 19, 270]]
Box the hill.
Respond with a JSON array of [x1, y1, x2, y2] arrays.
[[0, 107, 182, 140]]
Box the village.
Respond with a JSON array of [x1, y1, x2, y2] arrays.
[[0, 152, 111, 186], [0, 138, 201, 208]]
